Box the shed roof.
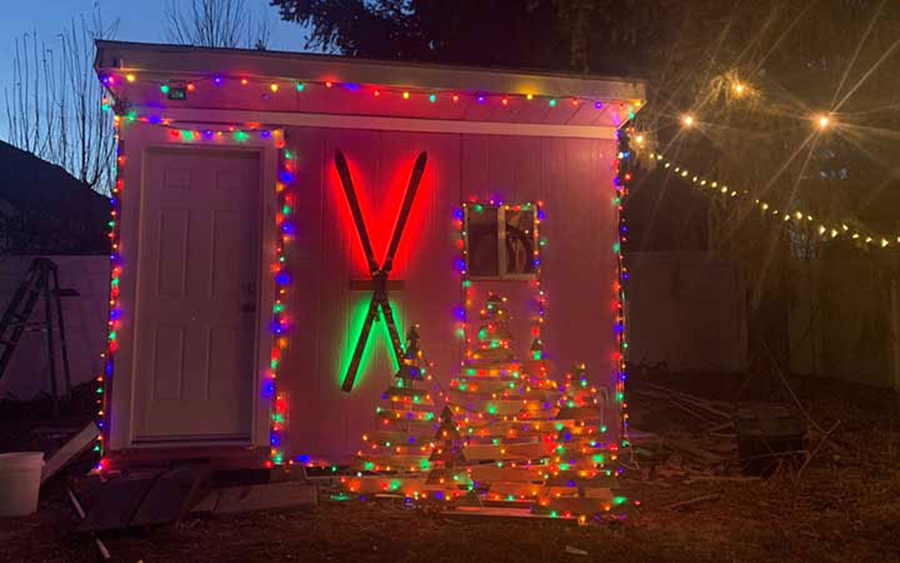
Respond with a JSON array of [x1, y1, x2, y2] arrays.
[[95, 40, 646, 132]]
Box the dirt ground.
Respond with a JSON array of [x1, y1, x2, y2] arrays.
[[2, 371, 899, 563]]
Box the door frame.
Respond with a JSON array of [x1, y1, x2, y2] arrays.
[[108, 121, 279, 452]]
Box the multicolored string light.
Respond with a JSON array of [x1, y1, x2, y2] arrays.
[[94, 116, 292, 470], [452, 200, 546, 370], [101, 72, 643, 117], [93, 116, 125, 469], [268, 138, 294, 467], [614, 128, 633, 463]]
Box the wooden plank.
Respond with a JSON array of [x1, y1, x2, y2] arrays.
[[202, 481, 318, 514], [350, 279, 406, 291], [41, 422, 100, 483], [130, 466, 211, 527], [469, 464, 547, 483], [464, 442, 554, 461], [77, 472, 161, 533], [444, 506, 578, 525]]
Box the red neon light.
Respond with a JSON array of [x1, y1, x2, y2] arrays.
[[329, 151, 431, 277]]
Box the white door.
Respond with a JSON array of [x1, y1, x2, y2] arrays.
[[133, 148, 261, 443]]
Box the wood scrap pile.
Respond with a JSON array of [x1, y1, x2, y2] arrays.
[[627, 382, 808, 482]]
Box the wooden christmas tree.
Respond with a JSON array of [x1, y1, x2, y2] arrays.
[[426, 405, 470, 489], [534, 363, 618, 518], [354, 325, 438, 474], [446, 292, 564, 501], [552, 363, 613, 479]]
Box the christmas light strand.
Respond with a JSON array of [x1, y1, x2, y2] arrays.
[[93, 118, 125, 470], [94, 117, 291, 470], [101, 73, 643, 117], [614, 129, 633, 465], [268, 139, 295, 467], [649, 152, 899, 250]]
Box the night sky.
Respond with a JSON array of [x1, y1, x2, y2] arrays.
[[0, 0, 311, 134]]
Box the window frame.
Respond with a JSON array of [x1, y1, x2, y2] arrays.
[[463, 202, 539, 281]]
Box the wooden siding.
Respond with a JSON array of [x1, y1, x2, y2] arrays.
[[282, 126, 618, 461]]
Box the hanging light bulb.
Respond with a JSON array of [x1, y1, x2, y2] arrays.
[[816, 114, 831, 130], [682, 114, 695, 127]]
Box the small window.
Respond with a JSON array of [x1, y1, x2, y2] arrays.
[[464, 203, 538, 280]]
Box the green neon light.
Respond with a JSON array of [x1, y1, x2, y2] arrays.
[[337, 295, 404, 388]]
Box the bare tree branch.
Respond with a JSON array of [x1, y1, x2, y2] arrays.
[[3, 6, 118, 194], [165, 0, 271, 49]]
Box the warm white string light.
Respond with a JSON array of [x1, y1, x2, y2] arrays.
[[648, 152, 896, 250]]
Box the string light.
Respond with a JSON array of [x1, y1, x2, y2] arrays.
[[95, 116, 290, 471], [649, 152, 895, 251], [682, 114, 695, 127], [816, 114, 831, 130], [614, 126, 633, 472], [102, 72, 646, 116], [268, 136, 294, 467], [94, 116, 125, 470]]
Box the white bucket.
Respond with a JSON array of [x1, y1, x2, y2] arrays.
[[0, 452, 44, 517]]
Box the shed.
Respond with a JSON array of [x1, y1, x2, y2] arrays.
[[93, 41, 644, 475]]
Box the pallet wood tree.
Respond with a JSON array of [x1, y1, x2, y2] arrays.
[[446, 292, 562, 500], [353, 325, 438, 475], [426, 405, 470, 490], [534, 363, 618, 517], [552, 363, 615, 479]]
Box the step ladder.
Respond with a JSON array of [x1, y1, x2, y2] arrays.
[[0, 257, 78, 410]]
